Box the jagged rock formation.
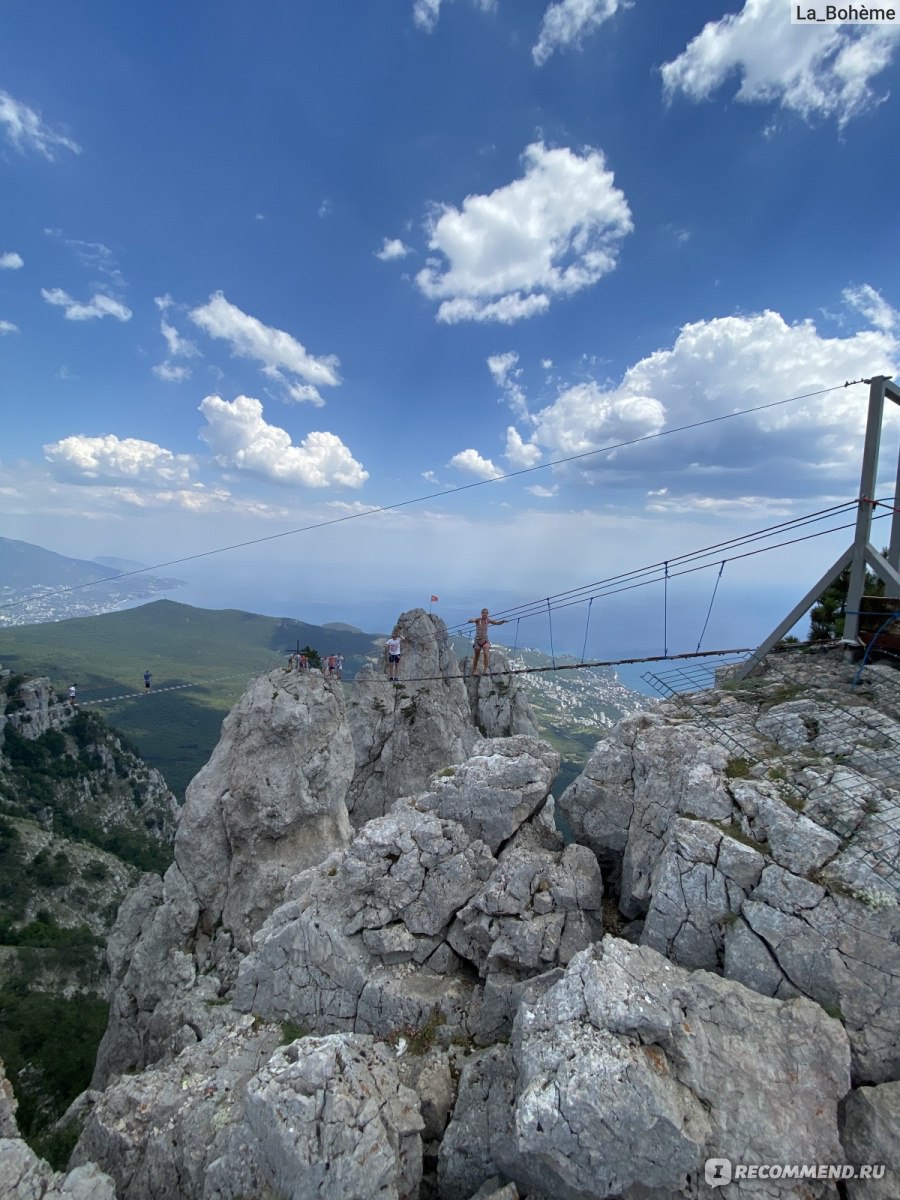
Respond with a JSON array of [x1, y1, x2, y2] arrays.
[[0, 673, 178, 856], [558, 647, 900, 1084], [41, 642, 900, 1197], [346, 609, 537, 827], [232, 736, 590, 1049], [0, 1059, 116, 1199], [92, 612, 540, 1086], [78, 1020, 426, 1200], [440, 937, 851, 1200], [175, 668, 355, 952]]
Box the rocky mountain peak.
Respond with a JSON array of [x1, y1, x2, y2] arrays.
[[6, 642, 900, 1200]]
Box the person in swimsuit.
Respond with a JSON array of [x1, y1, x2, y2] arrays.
[[468, 608, 506, 676]]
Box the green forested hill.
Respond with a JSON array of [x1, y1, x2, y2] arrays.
[[0, 600, 383, 798]]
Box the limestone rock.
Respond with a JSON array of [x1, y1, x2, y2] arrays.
[[557, 710, 732, 911], [641, 818, 765, 970], [464, 646, 539, 739], [176, 667, 354, 952], [232, 801, 495, 1042], [212, 1034, 424, 1200], [345, 609, 477, 827], [0, 1059, 117, 1200], [76, 1023, 423, 1200], [502, 937, 850, 1200], [436, 1046, 519, 1200], [841, 1081, 900, 1199], [414, 735, 560, 854], [562, 647, 900, 1084], [449, 821, 602, 1041]]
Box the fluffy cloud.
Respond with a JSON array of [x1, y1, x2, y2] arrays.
[[41, 288, 132, 322], [43, 435, 196, 485], [376, 237, 412, 261], [448, 448, 504, 479], [505, 426, 542, 469], [532, 0, 631, 66], [416, 142, 632, 323], [662, 0, 900, 126], [0, 252, 23, 270], [528, 290, 900, 498], [0, 90, 81, 158], [0, 319, 19, 335], [198, 394, 368, 489], [189, 293, 340, 401]]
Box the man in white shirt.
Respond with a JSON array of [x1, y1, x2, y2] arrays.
[[385, 633, 403, 682]]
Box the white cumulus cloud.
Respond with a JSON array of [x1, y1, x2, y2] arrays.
[[44, 435, 196, 486], [505, 426, 542, 469], [198, 394, 368, 489], [0, 90, 81, 159], [0, 319, 20, 335], [0, 252, 24, 270], [376, 237, 412, 261], [662, 0, 900, 126], [41, 288, 132, 322], [189, 293, 340, 399], [529, 288, 900, 498], [416, 141, 632, 323], [532, 0, 631, 66], [448, 448, 504, 479]]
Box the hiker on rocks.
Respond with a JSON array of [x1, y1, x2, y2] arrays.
[[144, 670, 152, 691], [67, 684, 77, 707], [327, 654, 337, 677], [335, 654, 344, 680], [298, 653, 309, 671], [385, 632, 404, 682], [469, 608, 507, 676]]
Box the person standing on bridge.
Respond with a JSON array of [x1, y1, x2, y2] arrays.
[[385, 631, 404, 682], [468, 608, 507, 676]]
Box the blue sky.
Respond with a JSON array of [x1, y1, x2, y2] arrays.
[[2, 0, 899, 653]]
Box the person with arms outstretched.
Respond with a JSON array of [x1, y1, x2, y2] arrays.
[[469, 608, 506, 676]]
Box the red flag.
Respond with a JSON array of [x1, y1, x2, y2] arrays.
[[430, 595, 439, 602]]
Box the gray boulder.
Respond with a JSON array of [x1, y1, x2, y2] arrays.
[[841, 1081, 900, 1199], [557, 709, 732, 910], [75, 1020, 423, 1200], [499, 937, 850, 1200], [414, 735, 560, 855]]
